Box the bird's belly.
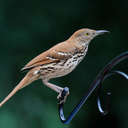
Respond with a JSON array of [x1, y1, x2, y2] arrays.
[[63, 55, 84, 74], [40, 54, 85, 80]]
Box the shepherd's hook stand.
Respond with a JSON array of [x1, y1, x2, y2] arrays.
[[58, 51, 128, 124]]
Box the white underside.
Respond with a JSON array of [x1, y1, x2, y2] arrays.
[[40, 46, 88, 80]]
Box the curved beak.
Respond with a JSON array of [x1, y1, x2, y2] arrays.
[[96, 30, 109, 35]]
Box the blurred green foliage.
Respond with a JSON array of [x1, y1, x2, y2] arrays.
[[0, 0, 128, 128]]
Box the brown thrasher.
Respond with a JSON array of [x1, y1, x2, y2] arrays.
[[0, 28, 108, 107]]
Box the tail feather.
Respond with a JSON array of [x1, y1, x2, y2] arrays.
[[0, 69, 39, 107]]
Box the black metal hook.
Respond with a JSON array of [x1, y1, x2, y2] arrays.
[[97, 70, 128, 115], [58, 51, 128, 124]]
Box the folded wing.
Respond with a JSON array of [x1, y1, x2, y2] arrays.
[[21, 42, 73, 71]]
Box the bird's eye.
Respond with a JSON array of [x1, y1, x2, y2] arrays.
[[85, 32, 90, 36]]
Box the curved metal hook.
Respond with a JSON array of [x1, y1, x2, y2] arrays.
[[97, 70, 128, 115], [58, 51, 128, 124]]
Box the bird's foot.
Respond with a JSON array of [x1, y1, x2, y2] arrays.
[[57, 87, 69, 104]]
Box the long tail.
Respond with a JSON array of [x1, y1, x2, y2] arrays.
[[0, 69, 39, 107]]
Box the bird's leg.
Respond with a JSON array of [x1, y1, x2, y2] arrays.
[[42, 80, 69, 104]]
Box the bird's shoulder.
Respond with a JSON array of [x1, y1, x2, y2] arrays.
[[21, 41, 76, 71]]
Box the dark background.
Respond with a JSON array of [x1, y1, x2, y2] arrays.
[[0, 0, 128, 128]]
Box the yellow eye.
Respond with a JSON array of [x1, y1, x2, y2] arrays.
[[85, 32, 89, 36]]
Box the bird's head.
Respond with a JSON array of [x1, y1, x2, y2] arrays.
[[70, 28, 109, 46]]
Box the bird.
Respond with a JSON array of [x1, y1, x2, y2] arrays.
[[0, 28, 109, 107]]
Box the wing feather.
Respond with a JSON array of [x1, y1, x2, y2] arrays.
[[21, 42, 74, 71], [21, 51, 58, 71]]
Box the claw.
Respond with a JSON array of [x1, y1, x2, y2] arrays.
[[57, 87, 69, 104]]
